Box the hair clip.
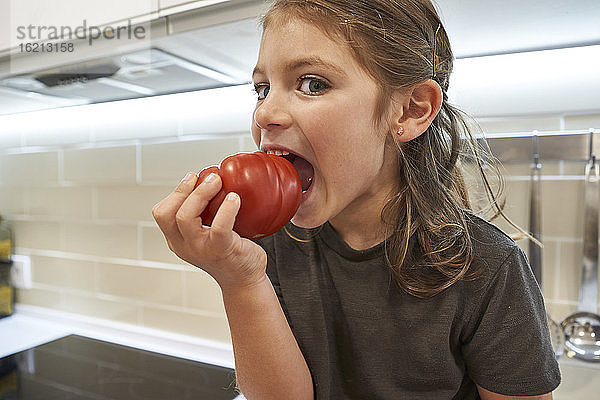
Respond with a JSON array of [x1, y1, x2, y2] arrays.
[[432, 23, 441, 80], [432, 23, 448, 102]]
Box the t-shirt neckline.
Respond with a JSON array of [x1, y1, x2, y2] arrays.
[[318, 221, 387, 261]]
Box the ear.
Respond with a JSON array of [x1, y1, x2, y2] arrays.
[[391, 79, 443, 143]]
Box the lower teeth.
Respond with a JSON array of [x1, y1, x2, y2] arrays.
[[302, 178, 313, 193]]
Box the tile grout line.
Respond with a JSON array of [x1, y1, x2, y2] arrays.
[[14, 248, 190, 272], [93, 261, 101, 296], [181, 270, 188, 308], [554, 241, 561, 302], [135, 141, 142, 185], [137, 224, 144, 262], [57, 149, 65, 186], [26, 281, 225, 319], [0, 132, 250, 155], [91, 186, 99, 221]]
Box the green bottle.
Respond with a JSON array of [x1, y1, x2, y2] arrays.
[[0, 215, 14, 318]]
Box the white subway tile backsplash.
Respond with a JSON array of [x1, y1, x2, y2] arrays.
[[27, 187, 93, 219], [22, 106, 92, 147], [0, 151, 59, 186], [184, 269, 226, 315], [31, 255, 96, 291], [0, 187, 26, 214], [241, 135, 258, 152], [60, 292, 140, 324], [0, 113, 24, 149], [61, 222, 138, 259], [141, 138, 239, 183], [16, 287, 62, 309], [12, 220, 61, 251], [0, 134, 22, 150], [90, 98, 179, 141], [564, 114, 600, 130], [63, 146, 137, 184], [178, 85, 255, 136], [97, 263, 184, 307], [142, 305, 231, 344], [141, 226, 188, 265], [97, 185, 172, 222], [476, 116, 561, 133]]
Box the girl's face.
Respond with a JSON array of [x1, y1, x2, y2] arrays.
[[251, 17, 400, 233]]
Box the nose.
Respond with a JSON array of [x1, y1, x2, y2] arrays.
[[252, 90, 293, 132]]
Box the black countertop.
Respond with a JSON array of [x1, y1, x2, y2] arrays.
[[0, 334, 239, 400]]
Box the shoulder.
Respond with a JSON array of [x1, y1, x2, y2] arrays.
[[460, 211, 530, 292], [458, 214, 560, 393], [463, 211, 519, 259], [464, 211, 525, 268]]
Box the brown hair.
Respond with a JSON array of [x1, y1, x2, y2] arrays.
[[263, 0, 529, 298]]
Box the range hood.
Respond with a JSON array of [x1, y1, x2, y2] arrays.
[[0, 0, 265, 115], [0, 47, 241, 103]]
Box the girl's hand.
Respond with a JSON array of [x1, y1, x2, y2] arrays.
[[152, 172, 268, 291]]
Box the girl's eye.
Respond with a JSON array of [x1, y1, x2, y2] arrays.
[[299, 77, 330, 95], [253, 84, 269, 100]]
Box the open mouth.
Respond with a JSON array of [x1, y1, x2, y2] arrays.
[[269, 152, 314, 193]]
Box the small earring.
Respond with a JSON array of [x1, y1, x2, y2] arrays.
[[396, 126, 404, 135]]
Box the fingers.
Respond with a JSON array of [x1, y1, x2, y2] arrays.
[[152, 172, 199, 241], [154, 170, 242, 264], [210, 192, 241, 242], [176, 173, 223, 235]]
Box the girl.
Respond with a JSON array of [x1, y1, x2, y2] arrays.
[[153, 0, 561, 399]]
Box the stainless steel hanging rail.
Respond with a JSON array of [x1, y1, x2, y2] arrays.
[[474, 128, 598, 163]]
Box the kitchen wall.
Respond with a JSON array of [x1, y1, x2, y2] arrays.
[[472, 113, 600, 324], [0, 83, 599, 345], [0, 85, 258, 345]]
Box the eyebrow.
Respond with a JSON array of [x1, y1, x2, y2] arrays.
[[252, 56, 348, 80]]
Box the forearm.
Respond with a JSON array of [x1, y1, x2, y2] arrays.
[[221, 275, 314, 400]]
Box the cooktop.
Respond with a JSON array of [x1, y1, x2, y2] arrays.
[[0, 335, 240, 399]]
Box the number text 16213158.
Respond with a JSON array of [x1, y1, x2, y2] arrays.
[[19, 42, 74, 53]]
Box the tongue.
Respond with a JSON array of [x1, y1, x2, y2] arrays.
[[292, 156, 314, 192]]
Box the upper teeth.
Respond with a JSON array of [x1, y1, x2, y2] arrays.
[[265, 150, 290, 156]]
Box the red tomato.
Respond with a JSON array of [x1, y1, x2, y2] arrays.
[[195, 151, 302, 240]]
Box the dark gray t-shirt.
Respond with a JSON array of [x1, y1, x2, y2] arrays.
[[257, 212, 561, 399]]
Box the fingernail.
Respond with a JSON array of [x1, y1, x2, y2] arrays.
[[181, 172, 195, 183], [204, 173, 217, 183], [226, 192, 239, 202]]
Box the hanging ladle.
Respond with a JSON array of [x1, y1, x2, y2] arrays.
[[528, 133, 564, 358], [561, 129, 600, 362]]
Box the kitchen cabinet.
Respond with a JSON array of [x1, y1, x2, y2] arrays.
[[158, 0, 260, 16], [159, 0, 220, 12], [162, 0, 264, 35], [0, 0, 264, 58]]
